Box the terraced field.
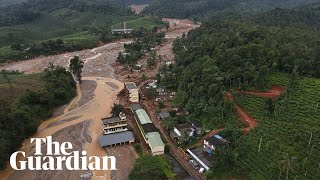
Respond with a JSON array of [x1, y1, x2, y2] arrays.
[[235, 73, 320, 179]]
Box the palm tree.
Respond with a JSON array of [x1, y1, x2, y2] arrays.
[[69, 56, 84, 83], [279, 153, 297, 179]]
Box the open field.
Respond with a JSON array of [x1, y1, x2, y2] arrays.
[[0, 73, 43, 102]]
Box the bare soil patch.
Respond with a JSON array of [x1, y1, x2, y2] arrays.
[[106, 145, 137, 180], [130, 4, 148, 14], [244, 86, 285, 100]]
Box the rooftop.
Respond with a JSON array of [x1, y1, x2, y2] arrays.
[[102, 117, 124, 125], [159, 111, 170, 119], [189, 120, 201, 128], [205, 135, 229, 147], [175, 122, 193, 130], [99, 131, 135, 147], [130, 103, 143, 111], [187, 147, 211, 170], [170, 130, 179, 139], [125, 82, 138, 90], [142, 123, 159, 134], [136, 109, 152, 124], [146, 132, 165, 149]]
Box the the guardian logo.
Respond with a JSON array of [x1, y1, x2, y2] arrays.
[[10, 136, 116, 171]]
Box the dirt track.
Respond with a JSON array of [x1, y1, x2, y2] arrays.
[[244, 86, 285, 100], [226, 92, 257, 133], [227, 86, 285, 133]]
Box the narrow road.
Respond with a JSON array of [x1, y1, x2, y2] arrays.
[[226, 92, 258, 133], [243, 86, 285, 100], [142, 100, 203, 180]]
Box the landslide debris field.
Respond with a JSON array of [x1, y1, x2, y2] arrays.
[[0, 18, 198, 180]]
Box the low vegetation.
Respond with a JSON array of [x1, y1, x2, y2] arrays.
[[129, 155, 174, 180]]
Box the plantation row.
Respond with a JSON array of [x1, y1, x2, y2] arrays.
[[234, 73, 320, 179]]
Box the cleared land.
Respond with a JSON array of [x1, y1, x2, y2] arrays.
[[131, 4, 148, 14]]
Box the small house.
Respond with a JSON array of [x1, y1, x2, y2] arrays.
[[188, 120, 202, 134], [158, 111, 170, 120], [204, 135, 229, 151], [173, 122, 195, 138]]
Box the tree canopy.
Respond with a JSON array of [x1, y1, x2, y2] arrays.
[[0, 66, 76, 169]]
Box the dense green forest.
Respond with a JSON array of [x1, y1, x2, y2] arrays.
[[155, 2, 320, 178], [143, 0, 317, 20], [0, 66, 76, 169], [252, 2, 320, 29]]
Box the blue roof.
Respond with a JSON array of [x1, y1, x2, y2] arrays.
[[99, 131, 134, 147]]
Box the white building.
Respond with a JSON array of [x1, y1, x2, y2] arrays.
[[130, 104, 165, 155]]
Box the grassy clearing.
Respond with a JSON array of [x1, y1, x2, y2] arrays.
[[0, 73, 44, 103], [0, 14, 74, 47]]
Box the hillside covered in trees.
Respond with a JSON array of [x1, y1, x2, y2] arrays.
[[252, 2, 320, 29], [143, 0, 317, 20], [0, 67, 76, 169], [158, 3, 320, 179]]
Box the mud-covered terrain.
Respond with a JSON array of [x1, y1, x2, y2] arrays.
[[0, 18, 199, 180]]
